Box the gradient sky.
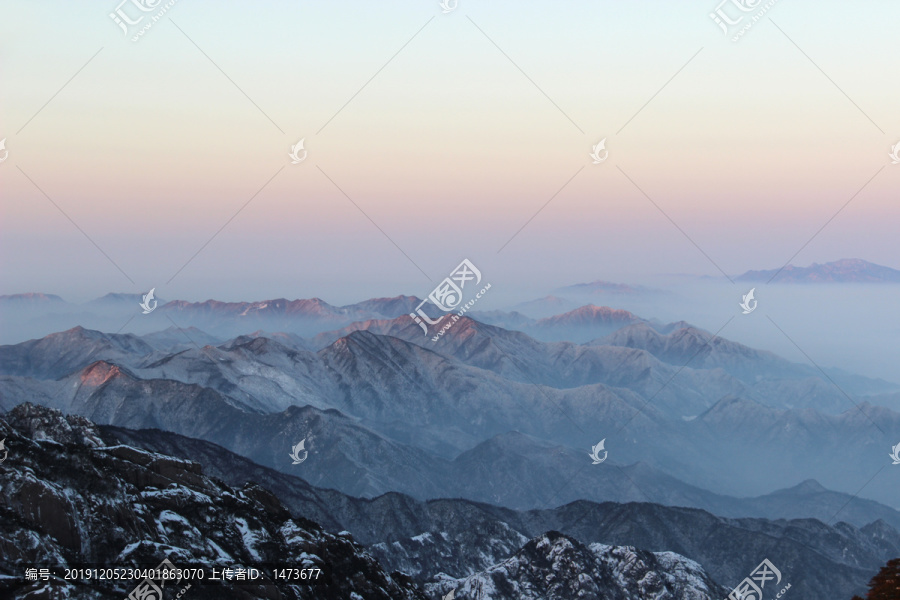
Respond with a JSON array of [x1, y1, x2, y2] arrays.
[[1, 0, 899, 305]]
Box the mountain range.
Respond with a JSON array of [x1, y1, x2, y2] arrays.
[[0, 403, 427, 599], [736, 258, 900, 283], [2, 403, 890, 599], [1, 316, 897, 510], [1, 289, 897, 599], [2, 258, 897, 346]]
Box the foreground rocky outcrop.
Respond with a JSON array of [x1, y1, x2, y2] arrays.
[[438, 531, 727, 600], [0, 403, 425, 599]]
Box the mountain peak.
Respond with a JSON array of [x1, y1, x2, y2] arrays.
[[79, 361, 128, 386], [784, 479, 828, 494], [52, 325, 105, 342]]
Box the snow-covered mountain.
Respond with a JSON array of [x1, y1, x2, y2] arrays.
[[0, 326, 155, 379], [22, 404, 861, 599], [526, 305, 646, 342], [91, 423, 898, 600], [1, 289, 895, 600], [0, 403, 426, 599], [304, 315, 895, 413], [1, 321, 898, 507], [596, 322, 898, 402], [140, 325, 223, 352], [455, 304, 648, 343], [1, 354, 897, 518], [441, 532, 726, 600]]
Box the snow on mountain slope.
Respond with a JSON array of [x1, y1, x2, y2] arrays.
[[440, 531, 726, 600], [99, 421, 900, 600], [0, 403, 425, 599]]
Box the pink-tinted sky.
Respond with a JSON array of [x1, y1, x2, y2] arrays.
[[1, 0, 899, 303]]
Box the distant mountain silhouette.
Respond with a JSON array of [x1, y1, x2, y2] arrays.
[[554, 281, 656, 295], [737, 259, 900, 283], [0, 292, 68, 307]]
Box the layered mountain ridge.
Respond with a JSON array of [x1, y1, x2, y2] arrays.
[[1, 293, 897, 600], [0, 404, 746, 599], [96, 417, 898, 600], [1, 317, 898, 509]]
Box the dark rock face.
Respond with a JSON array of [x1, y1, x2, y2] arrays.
[[0, 403, 425, 600], [443, 531, 727, 600]]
